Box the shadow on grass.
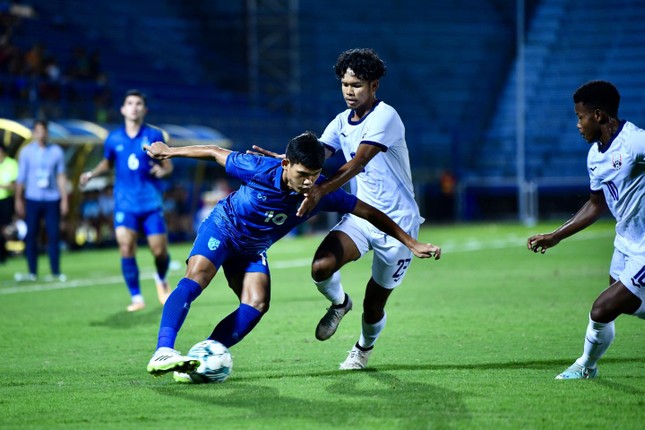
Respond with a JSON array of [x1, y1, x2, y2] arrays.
[[148, 357, 644, 427], [89, 307, 160, 329], [230, 356, 644, 380], [152, 371, 470, 428]]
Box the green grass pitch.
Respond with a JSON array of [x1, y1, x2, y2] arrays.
[[1, 221, 642, 429]]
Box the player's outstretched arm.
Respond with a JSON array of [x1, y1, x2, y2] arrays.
[[145, 141, 231, 167], [351, 200, 441, 260], [527, 192, 608, 254]]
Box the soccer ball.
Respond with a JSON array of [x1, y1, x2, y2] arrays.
[[186, 340, 233, 383]]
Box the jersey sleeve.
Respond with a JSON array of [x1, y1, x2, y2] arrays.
[[103, 133, 115, 161], [148, 125, 167, 144], [317, 187, 358, 214], [225, 152, 273, 183], [360, 107, 403, 151], [319, 114, 343, 155], [54, 146, 66, 175], [628, 127, 645, 164], [587, 147, 602, 192]]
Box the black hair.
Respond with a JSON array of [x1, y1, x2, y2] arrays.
[[334, 48, 386, 81], [123, 89, 147, 105], [285, 131, 325, 170], [573, 80, 620, 117], [33, 119, 48, 129]]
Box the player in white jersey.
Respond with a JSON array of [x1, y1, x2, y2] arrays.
[[527, 80, 645, 380], [300, 48, 436, 370]]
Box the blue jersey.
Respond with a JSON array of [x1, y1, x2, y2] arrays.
[[205, 152, 358, 255], [104, 124, 166, 213]]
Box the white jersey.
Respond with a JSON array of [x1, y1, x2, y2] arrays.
[[587, 120, 645, 257], [320, 101, 423, 230]]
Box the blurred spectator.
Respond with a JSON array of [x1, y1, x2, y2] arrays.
[[24, 42, 44, 75], [0, 33, 19, 73], [93, 72, 113, 123], [67, 46, 90, 80], [14, 119, 68, 281], [0, 141, 18, 263], [195, 178, 232, 230], [88, 49, 101, 79]]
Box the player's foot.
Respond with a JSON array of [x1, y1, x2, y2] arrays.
[[14, 273, 37, 282], [555, 363, 598, 380], [126, 300, 145, 312], [173, 371, 193, 383], [147, 347, 200, 377], [154, 275, 171, 305], [339, 344, 373, 370], [173, 371, 203, 384], [315, 294, 352, 341]]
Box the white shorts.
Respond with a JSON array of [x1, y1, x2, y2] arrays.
[[610, 249, 645, 318], [332, 213, 419, 289]]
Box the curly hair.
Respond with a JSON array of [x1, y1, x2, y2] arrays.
[[573, 80, 620, 117], [334, 48, 387, 81]]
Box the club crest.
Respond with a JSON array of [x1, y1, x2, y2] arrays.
[[612, 153, 622, 170], [208, 237, 221, 251]]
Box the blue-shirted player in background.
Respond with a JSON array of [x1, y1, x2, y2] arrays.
[[142, 131, 441, 381], [80, 89, 174, 312]]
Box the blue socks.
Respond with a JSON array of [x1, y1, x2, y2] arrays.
[[209, 303, 263, 348], [156, 278, 203, 349], [155, 278, 264, 350], [121, 257, 140, 297]]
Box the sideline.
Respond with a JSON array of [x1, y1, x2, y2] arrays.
[[0, 231, 613, 296]]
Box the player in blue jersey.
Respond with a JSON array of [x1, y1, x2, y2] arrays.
[[80, 90, 173, 312], [143, 131, 441, 380], [528, 81, 645, 380]]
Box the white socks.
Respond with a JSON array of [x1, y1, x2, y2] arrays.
[[359, 312, 387, 349], [575, 314, 615, 369], [314, 271, 345, 305]]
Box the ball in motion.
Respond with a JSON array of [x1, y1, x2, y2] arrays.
[[186, 340, 233, 383]]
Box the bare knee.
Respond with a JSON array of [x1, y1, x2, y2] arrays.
[[242, 298, 270, 314], [311, 256, 336, 282], [590, 298, 618, 323]]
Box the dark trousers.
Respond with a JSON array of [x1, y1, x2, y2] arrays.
[[0, 196, 13, 262], [25, 199, 61, 275]]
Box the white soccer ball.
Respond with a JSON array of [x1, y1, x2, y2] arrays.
[[186, 340, 233, 383]]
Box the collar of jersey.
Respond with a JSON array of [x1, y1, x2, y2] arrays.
[[597, 120, 626, 153]]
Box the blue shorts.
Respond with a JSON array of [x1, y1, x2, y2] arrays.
[[188, 221, 270, 280], [114, 208, 167, 236]]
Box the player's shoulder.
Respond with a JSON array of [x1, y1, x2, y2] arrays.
[[105, 126, 125, 142], [372, 101, 401, 120], [142, 123, 168, 141]]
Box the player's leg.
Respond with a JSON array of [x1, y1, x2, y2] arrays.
[[208, 254, 270, 348], [143, 209, 171, 305], [340, 225, 417, 370], [115, 219, 141, 311], [43, 199, 63, 279], [311, 215, 365, 341], [147, 254, 215, 376], [21, 199, 41, 279], [557, 251, 644, 379]]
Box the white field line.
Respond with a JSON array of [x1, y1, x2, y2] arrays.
[[0, 231, 613, 296]]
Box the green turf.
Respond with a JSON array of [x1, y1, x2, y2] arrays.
[[1, 221, 642, 429]]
